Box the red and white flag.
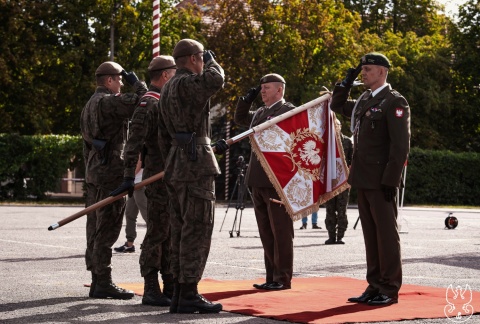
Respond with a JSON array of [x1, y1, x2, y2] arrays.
[[250, 98, 350, 221]]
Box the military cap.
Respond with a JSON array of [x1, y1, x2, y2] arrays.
[[361, 52, 391, 68], [95, 61, 123, 76], [148, 55, 176, 71], [260, 73, 286, 84], [172, 39, 204, 59]]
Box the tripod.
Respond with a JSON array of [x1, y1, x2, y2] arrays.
[[219, 159, 253, 237]]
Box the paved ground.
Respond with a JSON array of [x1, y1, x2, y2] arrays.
[[0, 203, 479, 323]]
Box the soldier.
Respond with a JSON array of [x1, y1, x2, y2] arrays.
[[325, 120, 353, 245], [110, 56, 177, 306], [234, 73, 295, 291], [330, 53, 410, 306], [157, 39, 228, 314], [80, 61, 147, 299]]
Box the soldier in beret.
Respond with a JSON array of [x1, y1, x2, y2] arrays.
[[157, 38, 227, 314], [234, 73, 295, 291], [80, 61, 147, 299], [110, 55, 177, 306], [330, 52, 410, 306]]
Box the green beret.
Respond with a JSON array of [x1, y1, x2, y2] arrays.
[[95, 61, 123, 76], [361, 52, 391, 68], [260, 73, 286, 84], [172, 39, 204, 59], [148, 55, 176, 71]]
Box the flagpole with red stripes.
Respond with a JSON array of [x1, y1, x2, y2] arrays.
[[153, 0, 160, 57]]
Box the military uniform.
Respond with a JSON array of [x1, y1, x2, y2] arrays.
[[330, 53, 410, 301], [158, 45, 224, 286], [325, 133, 353, 243], [234, 74, 295, 289], [80, 61, 147, 298]]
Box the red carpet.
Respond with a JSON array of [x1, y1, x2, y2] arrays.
[[119, 277, 480, 323]]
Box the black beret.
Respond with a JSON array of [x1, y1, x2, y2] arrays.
[[95, 61, 123, 76], [361, 52, 391, 68], [148, 55, 176, 71], [172, 39, 204, 59], [260, 73, 286, 84]]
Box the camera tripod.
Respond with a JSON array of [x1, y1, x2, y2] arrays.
[[219, 163, 253, 238]]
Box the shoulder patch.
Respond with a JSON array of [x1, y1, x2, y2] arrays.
[[395, 108, 404, 118], [139, 101, 147, 107], [115, 93, 121, 97]]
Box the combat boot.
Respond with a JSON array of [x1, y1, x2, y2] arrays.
[[325, 232, 336, 245], [142, 272, 171, 306], [177, 283, 223, 314], [93, 274, 135, 299], [89, 272, 97, 298], [162, 274, 174, 300], [336, 231, 345, 244], [169, 278, 180, 313]]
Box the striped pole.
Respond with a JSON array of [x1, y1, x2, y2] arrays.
[[224, 120, 231, 200], [153, 0, 160, 57]]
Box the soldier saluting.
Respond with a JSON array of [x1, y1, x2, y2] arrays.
[[80, 61, 147, 299], [157, 39, 228, 314]]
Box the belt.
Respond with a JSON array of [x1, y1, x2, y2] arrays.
[[171, 137, 211, 146]]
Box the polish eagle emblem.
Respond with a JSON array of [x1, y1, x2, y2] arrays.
[[444, 284, 474, 322]]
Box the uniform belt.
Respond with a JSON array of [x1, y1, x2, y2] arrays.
[[171, 137, 211, 146]]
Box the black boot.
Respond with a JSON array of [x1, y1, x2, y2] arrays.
[[325, 232, 336, 245], [312, 223, 322, 229], [336, 232, 345, 244], [93, 274, 135, 299], [177, 282, 223, 314], [89, 272, 97, 298], [162, 274, 174, 300], [142, 272, 171, 306], [169, 278, 180, 313]]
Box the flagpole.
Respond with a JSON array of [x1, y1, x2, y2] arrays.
[[48, 93, 332, 230], [153, 0, 160, 57]]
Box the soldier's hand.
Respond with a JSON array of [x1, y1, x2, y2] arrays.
[[243, 86, 261, 104], [121, 70, 139, 86], [212, 139, 229, 155], [382, 185, 397, 202], [109, 177, 135, 197], [203, 50, 216, 65], [340, 63, 362, 88]]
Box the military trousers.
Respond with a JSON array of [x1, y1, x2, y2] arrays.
[[252, 187, 294, 288], [139, 181, 172, 277], [325, 188, 350, 234], [124, 186, 148, 243], [165, 176, 215, 284], [85, 182, 125, 276], [357, 188, 402, 299]]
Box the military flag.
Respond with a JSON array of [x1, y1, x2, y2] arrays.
[[249, 97, 350, 221]]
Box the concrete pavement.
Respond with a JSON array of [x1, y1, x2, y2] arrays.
[[0, 203, 479, 323]]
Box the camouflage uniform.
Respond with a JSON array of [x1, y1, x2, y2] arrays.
[[81, 81, 147, 278], [158, 60, 224, 285], [122, 85, 171, 279], [325, 133, 353, 240]]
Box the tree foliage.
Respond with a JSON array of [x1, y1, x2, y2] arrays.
[[0, 0, 479, 152]]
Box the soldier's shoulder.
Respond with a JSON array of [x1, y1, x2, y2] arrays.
[[389, 89, 404, 98]]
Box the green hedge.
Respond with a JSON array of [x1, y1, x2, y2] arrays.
[[0, 135, 479, 205], [0, 134, 83, 200], [405, 147, 479, 205]]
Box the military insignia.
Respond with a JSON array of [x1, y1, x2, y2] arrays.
[[370, 107, 382, 113], [114, 93, 121, 97], [395, 108, 404, 117], [139, 101, 147, 107]]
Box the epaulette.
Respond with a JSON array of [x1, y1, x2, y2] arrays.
[[390, 89, 402, 97]]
